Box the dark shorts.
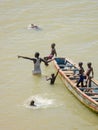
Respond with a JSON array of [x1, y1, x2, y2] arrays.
[[78, 75, 85, 82]]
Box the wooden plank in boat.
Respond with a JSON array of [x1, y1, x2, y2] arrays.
[[90, 95, 98, 98], [64, 70, 74, 75]]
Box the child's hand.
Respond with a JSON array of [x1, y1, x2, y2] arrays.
[[45, 62, 49, 66]]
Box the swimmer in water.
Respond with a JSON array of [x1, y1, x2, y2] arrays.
[[30, 100, 36, 106], [85, 62, 94, 87], [28, 24, 39, 30]]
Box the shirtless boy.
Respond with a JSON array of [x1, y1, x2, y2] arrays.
[[85, 62, 94, 87], [44, 43, 57, 61]]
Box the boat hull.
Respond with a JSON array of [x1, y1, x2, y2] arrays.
[[53, 58, 98, 113]]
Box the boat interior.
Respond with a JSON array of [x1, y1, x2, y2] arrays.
[[55, 58, 98, 103]]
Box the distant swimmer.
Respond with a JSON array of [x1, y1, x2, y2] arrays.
[[18, 52, 49, 75], [30, 100, 36, 106], [28, 24, 40, 30]]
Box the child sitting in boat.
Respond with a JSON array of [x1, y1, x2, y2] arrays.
[[44, 43, 57, 61]]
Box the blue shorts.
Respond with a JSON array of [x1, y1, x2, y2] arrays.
[[78, 75, 84, 82]]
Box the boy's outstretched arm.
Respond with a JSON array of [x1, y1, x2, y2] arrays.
[[18, 55, 35, 61]]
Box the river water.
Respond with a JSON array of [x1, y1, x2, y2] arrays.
[[0, 0, 98, 130]]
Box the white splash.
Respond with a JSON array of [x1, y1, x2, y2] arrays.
[[23, 95, 56, 109]]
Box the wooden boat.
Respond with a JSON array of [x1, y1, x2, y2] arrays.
[[53, 57, 98, 113]]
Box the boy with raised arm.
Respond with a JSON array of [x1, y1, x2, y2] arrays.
[[18, 52, 48, 75], [46, 69, 59, 85]]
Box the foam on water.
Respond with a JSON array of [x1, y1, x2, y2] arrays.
[[23, 94, 63, 109], [24, 95, 53, 109]]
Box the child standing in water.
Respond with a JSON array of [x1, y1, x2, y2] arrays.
[[18, 52, 48, 75], [46, 69, 59, 85]]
